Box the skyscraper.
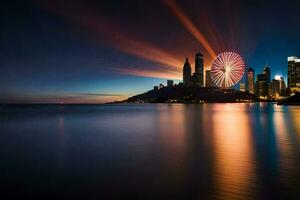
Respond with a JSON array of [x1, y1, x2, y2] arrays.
[[271, 75, 286, 99], [183, 57, 192, 86], [288, 56, 300, 91], [240, 83, 246, 92], [246, 68, 255, 94], [182, 52, 205, 87], [256, 74, 268, 98], [280, 77, 287, 96], [205, 70, 212, 87], [194, 52, 204, 87], [271, 78, 280, 98], [263, 64, 271, 83]]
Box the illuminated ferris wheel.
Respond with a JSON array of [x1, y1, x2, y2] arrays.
[[211, 52, 245, 88]]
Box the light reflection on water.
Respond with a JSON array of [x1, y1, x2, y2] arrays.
[[273, 106, 300, 193], [1, 103, 300, 199], [211, 104, 256, 199]]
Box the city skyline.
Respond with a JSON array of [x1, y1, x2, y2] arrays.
[[151, 51, 292, 102], [0, 0, 299, 103]]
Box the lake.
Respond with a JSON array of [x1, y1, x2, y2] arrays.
[[1, 103, 300, 199]]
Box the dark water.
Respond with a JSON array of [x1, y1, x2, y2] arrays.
[[1, 103, 300, 199]]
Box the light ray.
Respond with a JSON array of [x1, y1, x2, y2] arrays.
[[117, 67, 182, 80], [163, 0, 217, 58], [34, 0, 182, 71]]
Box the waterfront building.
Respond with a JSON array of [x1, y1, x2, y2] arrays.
[[271, 75, 287, 99], [271, 78, 280, 98], [182, 52, 205, 87], [288, 56, 300, 92], [246, 68, 255, 94], [205, 70, 212, 87], [193, 52, 204, 87], [183, 57, 192, 86], [280, 76, 287, 96], [263, 64, 271, 84], [240, 83, 246, 92], [256, 74, 269, 98]]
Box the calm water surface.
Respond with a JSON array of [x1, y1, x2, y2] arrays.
[[1, 103, 300, 199]]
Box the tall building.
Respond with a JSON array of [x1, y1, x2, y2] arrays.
[[263, 64, 271, 84], [167, 80, 174, 87], [256, 74, 269, 98], [246, 68, 255, 94], [271, 78, 280, 98], [205, 70, 212, 87], [194, 52, 204, 87], [288, 56, 300, 91], [271, 76, 286, 98], [240, 83, 246, 92], [183, 57, 192, 86], [182, 52, 205, 87], [280, 76, 287, 96]]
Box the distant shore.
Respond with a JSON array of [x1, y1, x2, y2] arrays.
[[109, 85, 300, 105], [110, 85, 258, 104]]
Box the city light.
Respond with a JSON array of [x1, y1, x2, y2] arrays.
[[275, 75, 281, 80]]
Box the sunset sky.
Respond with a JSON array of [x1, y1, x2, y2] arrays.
[[1, 0, 299, 103]]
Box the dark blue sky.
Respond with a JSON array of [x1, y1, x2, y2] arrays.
[[1, 0, 299, 103]]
